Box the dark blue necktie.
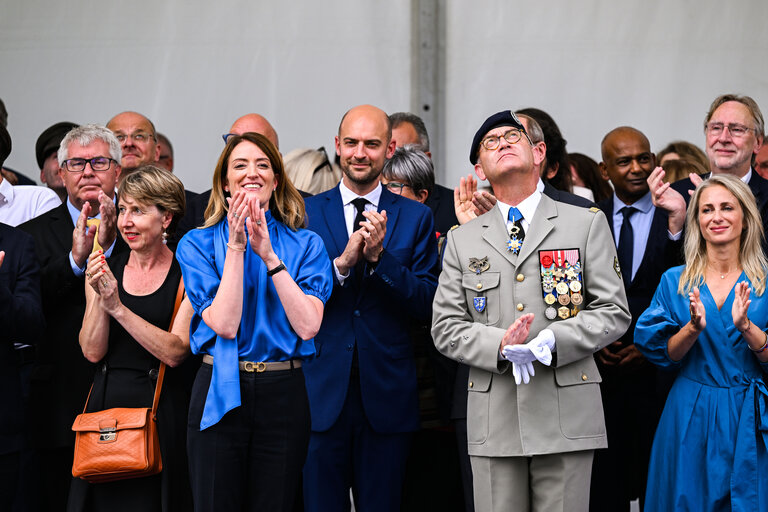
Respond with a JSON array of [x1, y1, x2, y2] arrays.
[[507, 207, 525, 254], [617, 206, 636, 286]]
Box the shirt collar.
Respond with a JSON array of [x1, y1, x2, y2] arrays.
[[0, 178, 13, 204], [339, 180, 382, 208], [496, 189, 543, 226], [612, 190, 653, 216]]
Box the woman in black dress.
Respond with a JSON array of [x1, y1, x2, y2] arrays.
[[70, 165, 194, 511]]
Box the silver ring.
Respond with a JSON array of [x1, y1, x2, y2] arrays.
[[234, 213, 240, 219], [256, 220, 262, 226], [101, 279, 108, 289]]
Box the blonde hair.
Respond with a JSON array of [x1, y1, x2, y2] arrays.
[[679, 174, 767, 295], [203, 133, 305, 230], [283, 147, 341, 195], [118, 165, 186, 234]]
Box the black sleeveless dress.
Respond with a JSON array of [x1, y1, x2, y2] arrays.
[[67, 253, 193, 512]]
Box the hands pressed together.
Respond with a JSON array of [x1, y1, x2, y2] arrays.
[[226, 191, 280, 267], [336, 208, 388, 276], [497, 314, 556, 385]]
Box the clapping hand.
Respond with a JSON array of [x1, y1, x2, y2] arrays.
[[85, 250, 121, 315], [689, 287, 706, 331], [732, 282, 751, 332]]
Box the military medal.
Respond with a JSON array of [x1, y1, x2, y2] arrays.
[[571, 293, 583, 305], [545, 307, 557, 320], [507, 237, 523, 254], [558, 294, 570, 306], [558, 306, 570, 319], [540, 249, 584, 320], [569, 280, 582, 293], [544, 293, 556, 305], [556, 282, 569, 295]]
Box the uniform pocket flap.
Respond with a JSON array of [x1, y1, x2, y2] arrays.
[[554, 361, 602, 387], [467, 369, 492, 392], [72, 407, 151, 432], [462, 272, 500, 291]]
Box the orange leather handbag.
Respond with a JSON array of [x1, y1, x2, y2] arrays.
[[71, 281, 183, 483]]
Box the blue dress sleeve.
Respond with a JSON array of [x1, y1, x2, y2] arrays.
[[634, 268, 686, 368], [176, 226, 222, 354], [294, 232, 333, 304]]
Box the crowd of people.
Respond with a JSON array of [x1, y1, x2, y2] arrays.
[[1, 92, 767, 512]]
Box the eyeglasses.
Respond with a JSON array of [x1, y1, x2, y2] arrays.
[[63, 157, 115, 172], [222, 133, 237, 144], [481, 128, 533, 151], [705, 122, 754, 138], [115, 132, 152, 144], [383, 182, 411, 194]]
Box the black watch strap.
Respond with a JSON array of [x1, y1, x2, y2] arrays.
[[267, 260, 286, 276]]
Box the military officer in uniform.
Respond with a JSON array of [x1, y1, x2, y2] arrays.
[[432, 110, 631, 512]]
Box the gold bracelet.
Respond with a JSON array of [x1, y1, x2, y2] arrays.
[[738, 317, 751, 333], [227, 242, 246, 252]]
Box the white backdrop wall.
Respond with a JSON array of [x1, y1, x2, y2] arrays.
[[1, 1, 766, 193]]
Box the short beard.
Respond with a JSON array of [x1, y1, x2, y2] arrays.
[[342, 164, 381, 187]]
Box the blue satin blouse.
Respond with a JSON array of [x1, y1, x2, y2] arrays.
[[177, 210, 333, 429]]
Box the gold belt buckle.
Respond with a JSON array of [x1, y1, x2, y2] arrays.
[[243, 361, 267, 372]]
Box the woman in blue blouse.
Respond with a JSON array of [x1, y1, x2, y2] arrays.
[[176, 133, 333, 511], [635, 175, 768, 511]]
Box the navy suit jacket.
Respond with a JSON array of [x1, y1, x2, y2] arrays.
[[303, 186, 439, 433], [598, 197, 674, 347], [0, 224, 44, 454]]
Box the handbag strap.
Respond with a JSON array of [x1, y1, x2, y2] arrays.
[[81, 278, 186, 417], [150, 279, 185, 419]]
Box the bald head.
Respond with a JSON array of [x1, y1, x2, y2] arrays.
[[338, 105, 392, 141], [335, 105, 395, 194], [229, 114, 279, 149], [601, 126, 650, 162], [107, 111, 159, 172]]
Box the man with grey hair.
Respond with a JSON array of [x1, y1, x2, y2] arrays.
[[649, 93, 768, 244], [19, 124, 128, 509]]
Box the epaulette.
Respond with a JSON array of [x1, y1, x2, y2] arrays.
[[450, 224, 460, 231], [588, 207, 600, 213]]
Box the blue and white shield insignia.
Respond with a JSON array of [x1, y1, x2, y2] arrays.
[[473, 297, 486, 313]]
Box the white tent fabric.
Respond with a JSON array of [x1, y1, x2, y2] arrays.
[[1, 0, 766, 192]]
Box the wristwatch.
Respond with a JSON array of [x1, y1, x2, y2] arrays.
[[267, 260, 286, 276]]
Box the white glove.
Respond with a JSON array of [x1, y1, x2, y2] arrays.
[[512, 361, 535, 385], [502, 329, 556, 367]]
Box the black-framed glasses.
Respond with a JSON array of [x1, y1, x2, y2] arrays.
[[383, 181, 411, 194], [63, 157, 115, 172], [705, 122, 754, 138], [481, 128, 533, 150]]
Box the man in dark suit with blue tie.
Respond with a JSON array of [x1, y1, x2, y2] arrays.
[[302, 104, 439, 511], [590, 127, 673, 511]]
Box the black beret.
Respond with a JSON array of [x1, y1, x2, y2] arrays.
[[35, 121, 78, 169], [469, 110, 526, 164]]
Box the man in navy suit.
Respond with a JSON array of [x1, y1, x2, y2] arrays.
[[590, 127, 672, 511], [302, 104, 439, 511]]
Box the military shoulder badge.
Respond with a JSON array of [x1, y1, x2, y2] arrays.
[[613, 256, 622, 280], [539, 249, 583, 320]]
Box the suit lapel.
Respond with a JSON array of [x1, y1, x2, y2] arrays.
[[50, 203, 74, 252], [378, 188, 399, 248], [321, 187, 349, 257]]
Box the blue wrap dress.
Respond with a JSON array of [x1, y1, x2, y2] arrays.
[[635, 266, 768, 512]]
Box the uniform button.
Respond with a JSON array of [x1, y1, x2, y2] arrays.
[[353, 310, 360, 317], [516, 303, 524, 311], [516, 274, 524, 282], [581, 373, 588, 381], [450, 342, 455, 348], [476, 283, 483, 290], [459, 356, 464, 362], [468, 381, 474, 388]]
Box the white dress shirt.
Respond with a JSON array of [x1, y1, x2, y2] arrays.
[[0, 178, 60, 226]]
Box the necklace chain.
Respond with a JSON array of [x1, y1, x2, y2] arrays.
[[708, 264, 739, 279]]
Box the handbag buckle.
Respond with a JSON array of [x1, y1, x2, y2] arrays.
[[99, 427, 117, 443]]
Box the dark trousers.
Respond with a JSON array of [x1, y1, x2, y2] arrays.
[[0, 452, 19, 505], [303, 377, 412, 512], [187, 363, 310, 512]]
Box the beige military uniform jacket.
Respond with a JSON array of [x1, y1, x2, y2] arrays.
[[432, 196, 631, 457]]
